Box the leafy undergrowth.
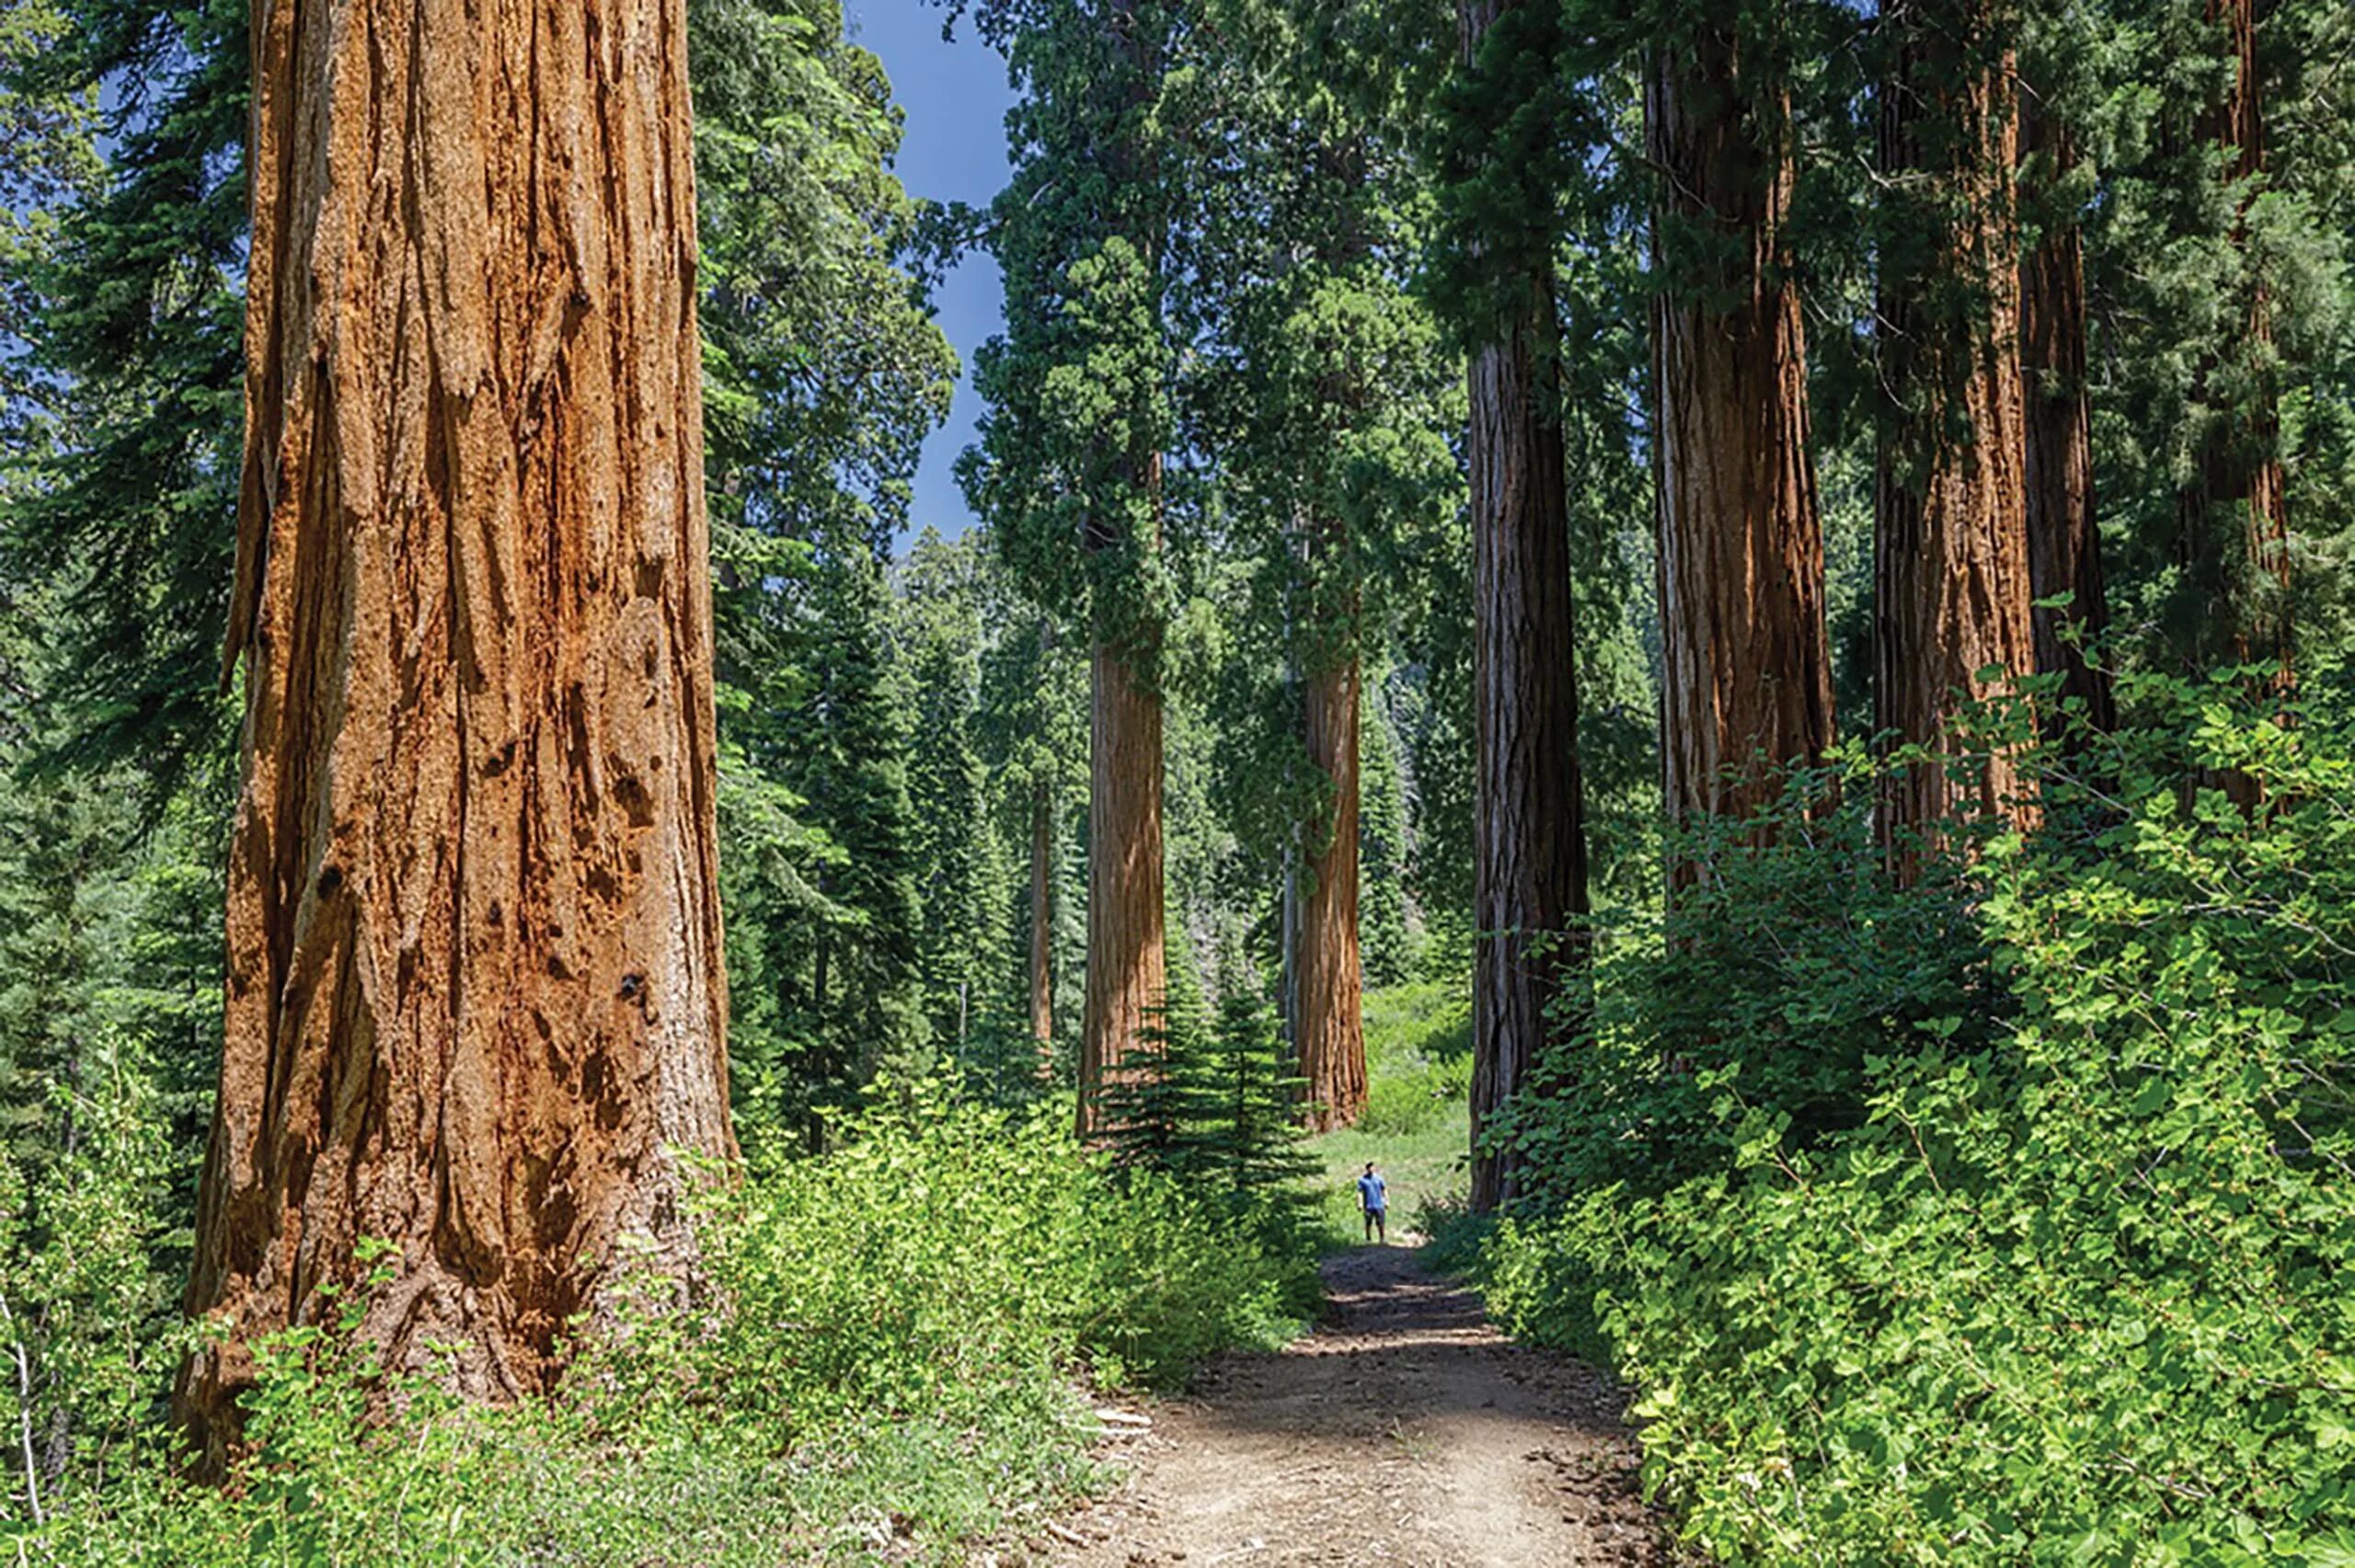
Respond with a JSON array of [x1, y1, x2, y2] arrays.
[[12, 1088, 1316, 1565], [1474, 686, 2355, 1567]]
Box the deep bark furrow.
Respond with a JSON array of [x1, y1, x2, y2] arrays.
[[1464, 284, 1589, 1214], [1080, 638, 1167, 1136]]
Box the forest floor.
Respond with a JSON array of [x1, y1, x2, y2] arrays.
[[1017, 1242, 1677, 1568]]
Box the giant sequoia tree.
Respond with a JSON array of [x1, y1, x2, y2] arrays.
[[1646, 7, 1834, 845], [180, 0, 733, 1456], [959, 0, 1178, 1134], [1872, 0, 2038, 873], [1174, 0, 1454, 1130], [1446, 0, 1591, 1212]]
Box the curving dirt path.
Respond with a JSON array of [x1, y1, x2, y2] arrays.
[[1029, 1245, 1674, 1568]]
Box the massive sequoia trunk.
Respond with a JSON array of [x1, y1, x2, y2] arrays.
[[1080, 634, 1167, 1135], [1646, 27, 1834, 854], [2019, 97, 2116, 739], [1462, 0, 1590, 1218], [2179, 0, 2292, 689], [1873, 0, 2038, 877], [183, 0, 731, 1462], [1295, 652, 1367, 1131]]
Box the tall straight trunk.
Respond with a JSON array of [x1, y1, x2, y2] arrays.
[[1080, 635, 1167, 1135], [1873, 0, 2038, 879], [1462, 0, 1590, 1219], [1647, 27, 1834, 855], [1028, 772, 1054, 1073], [184, 0, 730, 1464], [2179, 0, 2292, 688], [1074, 0, 1168, 1137], [1295, 652, 1366, 1130], [2018, 97, 2116, 738]]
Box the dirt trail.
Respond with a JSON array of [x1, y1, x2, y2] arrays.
[[1034, 1245, 1672, 1568]]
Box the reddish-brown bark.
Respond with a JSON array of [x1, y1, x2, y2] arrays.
[[1873, 0, 2039, 878], [1080, 635, 1167, 1137], [1646, 29, 1834, 853], [183, 0, 731, 1465], [2018, 97, 2116, 738], [1074, 0, 1170, 1139], [1460, 0, 1591, 1216], [1295, 655, 1367, 1131]]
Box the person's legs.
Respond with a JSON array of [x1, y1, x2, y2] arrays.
[[1374, 1207, 1387, 1244], [1362, 1207, 1374, 1243]]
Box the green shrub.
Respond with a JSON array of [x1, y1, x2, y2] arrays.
[[1482, 679, 2355, 1566], [11, 1086, 1315, 1564]]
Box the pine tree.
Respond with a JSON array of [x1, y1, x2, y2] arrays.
[[792, 551, 932, 1111], [899, 531, 1016, 1077]]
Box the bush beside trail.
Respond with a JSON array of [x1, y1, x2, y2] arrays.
[[5, 1089, 1316, 1565], [1474, 685, 2355, 1567]]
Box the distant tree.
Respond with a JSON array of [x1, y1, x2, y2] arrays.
[[1358, 682, 1417, 987], [899, 531, 1016, 1074], [1175, 0, 1458, 1129], [787, 551, 932, 1115], [953, 0, 1180, 1134]]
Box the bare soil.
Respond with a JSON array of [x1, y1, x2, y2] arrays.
[[1022, 1244, 1674, 1568]]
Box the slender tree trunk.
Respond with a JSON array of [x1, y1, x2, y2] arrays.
[[1080, 635, 1167, 1136], [184, 0, 730, 1466], [2019, 96, 2115, 740], [2179, 0, 2292, 692], [1294, 652, 1366, 1131], [1873, 0, 2038, 880], [1028, 771, 1054, 1075], [1647, 27, 1834, 860], [1461, 0, 1590, 1218]]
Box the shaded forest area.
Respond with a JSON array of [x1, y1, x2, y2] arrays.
[[0, 0, 2351, 1560]]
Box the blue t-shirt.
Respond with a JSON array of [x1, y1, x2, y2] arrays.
[[1357, 1173, 1386, 1211]]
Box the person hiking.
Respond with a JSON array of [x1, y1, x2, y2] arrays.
[[1357, 1162, 1388, 1244]]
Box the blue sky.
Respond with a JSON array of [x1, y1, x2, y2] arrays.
[[844, 0, 1017, 541]]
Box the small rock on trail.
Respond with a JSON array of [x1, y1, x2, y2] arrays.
[[1036, 1244, 1674, 1567]]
